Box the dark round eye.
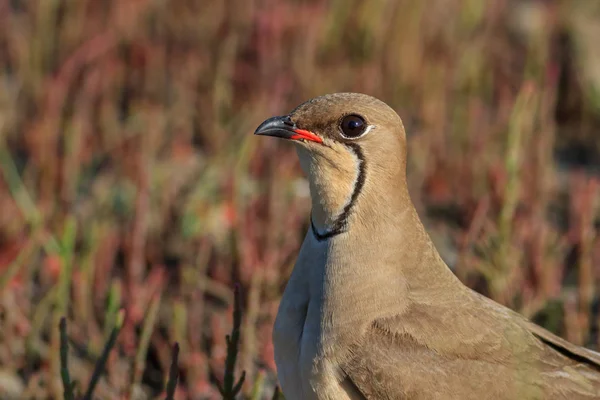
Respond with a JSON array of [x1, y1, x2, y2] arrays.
[[340, 115, 367, 138]]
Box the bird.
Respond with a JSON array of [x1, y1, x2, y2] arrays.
[[254, 93, 600, 400]]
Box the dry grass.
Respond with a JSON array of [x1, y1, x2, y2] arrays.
[[0, 0, 599, 399]]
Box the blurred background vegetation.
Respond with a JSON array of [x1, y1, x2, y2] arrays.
[[0, 0, 600, 398]]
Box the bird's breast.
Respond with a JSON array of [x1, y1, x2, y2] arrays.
[[273, 231, 324, 399], [273, 231, 356, 399]]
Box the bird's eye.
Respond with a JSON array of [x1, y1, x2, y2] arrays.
[[340, 115, 367, 139]]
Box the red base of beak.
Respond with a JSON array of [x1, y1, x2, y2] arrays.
[[290, 129, 323, 143]]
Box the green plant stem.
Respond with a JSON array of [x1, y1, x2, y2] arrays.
[[132, 295, 162, 388], [272, 386, 282, 400], [59, 318, 75, 400], [82, 310, 125, 400], [216, 284, 246, 399], [164, 343, 180, 400]]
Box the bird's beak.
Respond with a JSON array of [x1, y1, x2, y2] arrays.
[[254, 115, 323, 144]]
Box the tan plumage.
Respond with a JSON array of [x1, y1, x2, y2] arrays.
[[254, 93, 600, 400]]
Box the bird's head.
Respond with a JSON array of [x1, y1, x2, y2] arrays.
[[254, 93, 409, 238]]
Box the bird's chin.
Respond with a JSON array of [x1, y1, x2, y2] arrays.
[[290, 138, 312, 146], [295, 140, 323, 155], [295, 142, 341, 174], [292, 138, 328, 150], [295, 145, 317, 175]]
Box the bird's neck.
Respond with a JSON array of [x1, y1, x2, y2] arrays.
[[298, 153, 465, 357], [297, 145, 363, 238], [296, 142, 456, 290], [305, 183, 461, 356], [308, 167, 459, 319]]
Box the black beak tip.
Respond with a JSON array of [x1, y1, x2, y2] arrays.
[[254, 115, 295, 138]]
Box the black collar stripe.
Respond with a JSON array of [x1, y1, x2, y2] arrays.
[[311, 143, 366, 241]]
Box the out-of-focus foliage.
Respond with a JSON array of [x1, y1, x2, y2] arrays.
[[0, 0, 599, 398]]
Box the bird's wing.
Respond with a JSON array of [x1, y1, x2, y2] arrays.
[[339, 320, 548, 400], [523, 318, 600, 367], [340, 293, 600, 400], [469, 289, 600, 369]]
